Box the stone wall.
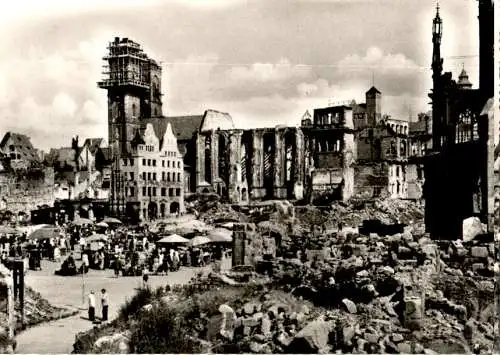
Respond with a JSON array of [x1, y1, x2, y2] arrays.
[[0, 168, 55, 214], [354, 163, 389, 198], [232, 223, 276, 267]]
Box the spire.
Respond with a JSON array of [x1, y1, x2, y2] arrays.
[[432, 1, 443, 77], [457, 65, 472, 89]]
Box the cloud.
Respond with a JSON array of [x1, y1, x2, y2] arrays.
[[0, 39, 431, 150], [164, 46, 431, 128], [0, 36, 108, 149], [228, 59, 311, 82]]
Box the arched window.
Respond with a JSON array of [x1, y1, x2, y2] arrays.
[[456, 109, 476, 143], [205, 135, 212, 184], [132, 103, 137, 117], [400, 140, 407, 156], [390, 141, 396, 155]]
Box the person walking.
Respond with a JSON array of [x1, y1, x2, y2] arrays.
[[82, 252, 89, 274], [88, 290, 96, 322], [101, 289, 108, 322]]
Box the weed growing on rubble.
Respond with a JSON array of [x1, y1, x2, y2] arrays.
[[118, 287, 153, 322], [129, 302, 199, 353]]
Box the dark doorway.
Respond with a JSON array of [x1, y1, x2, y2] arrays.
[[170, 202, 180, 214], [148, 202, 158, 220]]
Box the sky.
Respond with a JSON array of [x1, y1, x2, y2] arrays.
[[0, 0, 480, 150]]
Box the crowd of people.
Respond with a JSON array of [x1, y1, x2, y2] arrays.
[[0, 220, 231, 279]]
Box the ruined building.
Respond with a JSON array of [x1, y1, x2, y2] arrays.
[[97, 38, 437, 214], [348, 88, 413, 199], [0, 133, 54, 214], [195, 125, 305, 203], [425, 1, 496, 239], [301, 105, 355, 202]]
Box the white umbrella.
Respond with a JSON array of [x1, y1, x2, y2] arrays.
[[102, 217, 123, 225], [157, 234, 189, 244], [95, 222, 109, 228], [208, 228, 233, 243], [72, 217, 93, 226], [28, 227, 61, 240], [189, 236, 211, 247], [19, 224, 52, 235], [86, 234, 108, 243], [220, 222, 234, 230]]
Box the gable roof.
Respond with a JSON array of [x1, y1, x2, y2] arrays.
[[141, 114, 205, 141], [409, 120, 427, 134], [83, 138, 105, 155], [46, 147, 76, 167], [0, 132, 40, 162]]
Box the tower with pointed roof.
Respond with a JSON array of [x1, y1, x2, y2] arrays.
[[429, 3, 445, 150], [457, 66, 473, 89], [300, 110, 312, 126], [365, 86, 381, 126]]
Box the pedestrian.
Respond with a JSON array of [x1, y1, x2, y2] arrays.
[[101, 289, 108, 322], [88, 290, 96, 322], [82, 252, 89, 273], [114, 254, 121, 277], [142, 272, 149, 290]]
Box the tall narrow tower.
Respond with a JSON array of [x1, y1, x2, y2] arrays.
[[97, 37, 163, 157], [430, 4, 443, 150], [477, 0, 494, 100]]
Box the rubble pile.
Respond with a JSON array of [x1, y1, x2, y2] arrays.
[[0, 285, 77, 333], [266, 230, 495, 353], [295, 198, 424, 229], [187, 193, 247, 225]]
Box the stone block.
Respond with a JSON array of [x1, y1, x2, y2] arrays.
[[403, 296, 424, 330], [471, 246, 489, 259], [472, 263, 485, 272], [342, 299, 357, 314]]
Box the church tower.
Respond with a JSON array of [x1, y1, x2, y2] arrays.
[[457, 67, 473, 90], [430, 3, 443, 149], [98, 37, 163, 157]]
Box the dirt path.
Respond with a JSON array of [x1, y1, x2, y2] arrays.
[[15, 260, 211, 353]]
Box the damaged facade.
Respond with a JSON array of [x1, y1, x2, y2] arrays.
[[195, 125, 305, 203], [301, 105, 355, 202], [425, 1, 496, 239], [350, 87, 418, 200], [97, 37, 447, 217], [0, 133, 55, 214]]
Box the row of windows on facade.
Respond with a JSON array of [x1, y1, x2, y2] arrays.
[[316, 139, 341, 153], [141, 171, 181, 182], [391, 164, 423, 180], [315, 112, 343, 126], [138, 145, 177, 157], [388, 124, 408, 135], [122, 158, 181, 168], [122, 171, 182, 182], [125, 186, 181, 198], [390, 181, 406, 195], [139, 146, 175, 154]]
